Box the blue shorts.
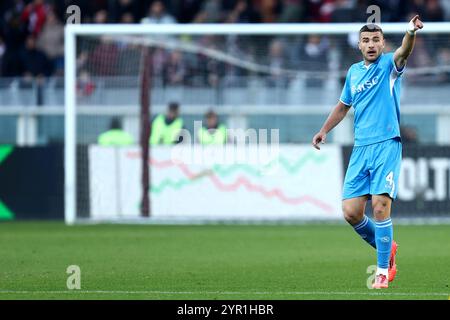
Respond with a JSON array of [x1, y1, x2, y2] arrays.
[[343, 138, 402, 200]]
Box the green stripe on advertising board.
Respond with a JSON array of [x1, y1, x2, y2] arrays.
[[0, 145, 14, 220], [0, 201, 13, 220], [0, 145, 13, 164]]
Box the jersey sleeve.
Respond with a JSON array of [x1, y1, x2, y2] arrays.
[[339, 67, 353, 107], [386, 52, 406, 76]]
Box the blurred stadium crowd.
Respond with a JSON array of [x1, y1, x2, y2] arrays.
[[0, 0, 450, 83]]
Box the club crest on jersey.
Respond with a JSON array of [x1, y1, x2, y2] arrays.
[[351, 76, 379, 94]]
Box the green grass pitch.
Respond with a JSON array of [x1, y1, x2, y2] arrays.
[[0, 222, 449, 300]]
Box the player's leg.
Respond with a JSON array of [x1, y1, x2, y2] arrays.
[[371, 194, 394, 288], [342, 145, 375, 248], [369, 138, 402, 288], [372, 193, 393, 272], [342, 195, 376, 248]]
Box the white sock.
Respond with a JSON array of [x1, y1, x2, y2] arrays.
[[377, 267, 388, 277]]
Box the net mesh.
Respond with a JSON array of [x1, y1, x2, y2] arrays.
[[76, 32, 450, 111]]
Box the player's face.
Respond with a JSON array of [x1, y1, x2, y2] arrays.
[[167, 110, 179, 120], [359, 31, 385, 63]]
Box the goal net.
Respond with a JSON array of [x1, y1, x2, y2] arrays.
[[65, 23, 450, 224]]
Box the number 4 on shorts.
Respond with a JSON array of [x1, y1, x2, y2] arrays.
[[385, 171, 395, 197], [385, 171, 394, 186]]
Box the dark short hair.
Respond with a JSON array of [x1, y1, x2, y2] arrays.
[[168, 102, 179, 112], [205, 110, 217, 119], [359, 24, 384, 37], [110, 117, 121, 130]]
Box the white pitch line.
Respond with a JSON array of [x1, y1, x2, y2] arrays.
[[0, 290, 448, 297]]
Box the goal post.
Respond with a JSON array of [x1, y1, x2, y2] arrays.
[[64, 24, 76, 225], [64, 22, 450, 225], [139, 47, 152, 218]]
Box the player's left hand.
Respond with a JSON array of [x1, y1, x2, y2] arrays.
[[408, 15, 424, 33]]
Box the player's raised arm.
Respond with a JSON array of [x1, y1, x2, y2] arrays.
[[312, 101, 350, 150], [394, 15, 424, 70]]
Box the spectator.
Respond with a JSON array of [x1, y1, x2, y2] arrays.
[[331, 0, 354, 23], [150, 102, 184, 145], [197, 110, 227, 145], [441, 0, 450, 21], [93, 9, 109, 23], [205, 54, 225, 87], [371, 0, 409, 22], [406, 0, 427, 18], [172, 0, 203, 23], [266, 38, 289, 87], [222, 35, 251, 87], [225, 0, 261, 23], [53, 0, 107, 24], [298, 34, 329, 87], [352, 0, 372, 22], [89, 37, 119, 76], [254, 0, 282, 23], [20, 35, 51, 78], [21, 0, 47, 37], [36, 9, 64, 76], [304, 0, 335, 22], [119, 12, 135, 23], [77, 70, 96, 97], [278, 0, 304, 23], [424, 0, 444, 21], [1, 0, 25, 23], [152, 48, 169, 86], [1, 6, 27, 77], [141, 1, 177, 24], [110, 0, 139, 23], [189, 35, 228, 87], [194, 0, 224, 23], [76, 51, 89, 73], [436, 47, 450, 83], [164, 50, 186, 85], [98, 117, 134, 146]]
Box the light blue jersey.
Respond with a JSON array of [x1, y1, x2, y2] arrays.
[[340, 52, 404, 146]]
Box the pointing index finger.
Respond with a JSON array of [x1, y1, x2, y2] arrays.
[[411, 15, 420, 22]]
